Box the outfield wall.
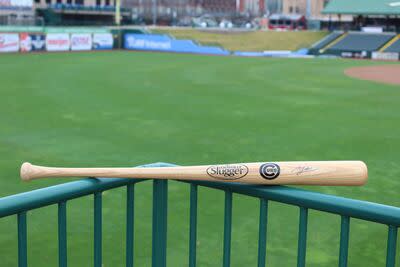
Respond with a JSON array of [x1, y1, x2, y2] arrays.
[[0, 32, 114, 53]]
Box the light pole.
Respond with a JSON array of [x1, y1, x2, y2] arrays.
[[152, 0, 157, 25], [306, 0, 311, 18], [115, 0, 121, 25]]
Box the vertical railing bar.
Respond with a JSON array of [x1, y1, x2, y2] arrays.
[[126, 184, 135, 267], [58, 201, 68, 267], [189, 184, 198, 267], [386, 225, 398, 267], [18, 211, 28, 267], [257, 198, 268, 267], [152, 180, 168, 267], [338, 215, 350, 267], [297, 207, 308, 267], [223, 190, 233, 267], [94, 192, 102, 267]]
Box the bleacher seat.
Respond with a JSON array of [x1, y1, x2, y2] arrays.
[[311, 31, 343, 50], [385, 39, 400, 53], [328, 32, 395, 52]]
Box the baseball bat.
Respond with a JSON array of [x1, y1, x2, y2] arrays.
[[20, 161, 367, 186]]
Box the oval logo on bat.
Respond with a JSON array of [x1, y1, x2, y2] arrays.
[[260, 163, 280, 180], [207, 164, 249, 180]]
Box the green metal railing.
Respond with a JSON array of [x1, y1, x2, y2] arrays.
[[0, 162, 399, 267]]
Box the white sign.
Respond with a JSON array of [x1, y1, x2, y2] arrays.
[[0, 0, 33, 7], [46, 33, 70, 51], [0, 33, 19, 53], [362, 27, 383, 33], [20, 33, 31, 52], [71, 33, 92, 51], [93, 33, 113, 50], [372, 52, 399, 61]]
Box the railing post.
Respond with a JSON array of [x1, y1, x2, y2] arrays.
[[18, 211, 28, 267], [94, 192, 102, 267], [386, 225, 398, 267], [223, 190, 233, 267], [58, 201, 67, 267], [297, 207, 308, 267], [152, 180, 168, 267], [338, 216, 350, 267], [258, 199, 268, 267], [126, 184, 135, 267], [189, 184, 198, 267]]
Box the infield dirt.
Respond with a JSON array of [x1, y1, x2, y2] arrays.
[[345, 65, 400, 85]]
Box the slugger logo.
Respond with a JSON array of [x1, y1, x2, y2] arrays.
[[207, 164, 249, 180]]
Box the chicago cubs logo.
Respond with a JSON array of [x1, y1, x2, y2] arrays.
[[259, 163, 280, 180]]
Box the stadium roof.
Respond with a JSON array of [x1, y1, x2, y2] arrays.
[[323, 0, 400, 15]]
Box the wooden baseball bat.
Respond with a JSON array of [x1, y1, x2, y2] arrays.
[[20, 161, 368, 186]]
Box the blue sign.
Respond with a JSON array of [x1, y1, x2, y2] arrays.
[[124, 34, 229, 56], [30, 34, 45, 51]]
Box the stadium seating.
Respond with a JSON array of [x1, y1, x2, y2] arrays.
[[385, 38, 400, 53], [309, 31, 343, 53], [47, 3, 128, 12], [327, 32, 396, 52]]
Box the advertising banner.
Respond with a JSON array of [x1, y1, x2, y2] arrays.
[[124, 34, 172, 51], [46, 33, 70, 52], [30, 34, 45, 51], [0, 33, 19, 53], [20, 33, 31, 52], [372, 52, 399, 61], [71, 33, 92, 51], [124, 34, 229, 55], [93, 33, 113, 50]]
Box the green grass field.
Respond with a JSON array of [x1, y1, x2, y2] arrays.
[[0, 51, 400, 267], [151, 28, 327, 51]]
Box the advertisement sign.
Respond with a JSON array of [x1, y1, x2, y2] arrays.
[[93, 33, 113, 50], [341, 51, 368, 59], [372, 52, 399, 61], [71, 33, 92, 51], [20, 33, 31, 52], [362, 27, 383, 33], [0, 33, 19, 53], [124, 34, 229, 55], [46, 33, 70, 52], [30, 34, 45, 51], [125, 34, 172, 51]]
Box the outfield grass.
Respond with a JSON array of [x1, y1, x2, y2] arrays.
[[0, 51, 400, 267], [151, 28, 328, 51]]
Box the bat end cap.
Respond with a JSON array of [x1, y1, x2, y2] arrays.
[[21, 162, 33, 181]]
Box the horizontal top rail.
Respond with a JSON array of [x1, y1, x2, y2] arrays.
[[183, 180, 400, 226], [0, 162, 173, 218], [0, 178, 145, 218]]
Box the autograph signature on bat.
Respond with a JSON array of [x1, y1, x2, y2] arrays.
[[292, 166, 318, 175]]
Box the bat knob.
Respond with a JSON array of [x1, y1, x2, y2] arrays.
[[20, 162, 33, 181]]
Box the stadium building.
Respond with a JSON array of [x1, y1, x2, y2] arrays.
[[0, 0, 35, 25], [27, 0, 268, 26], [323, 0, 400, 32], [33, 0, 131, 25]]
